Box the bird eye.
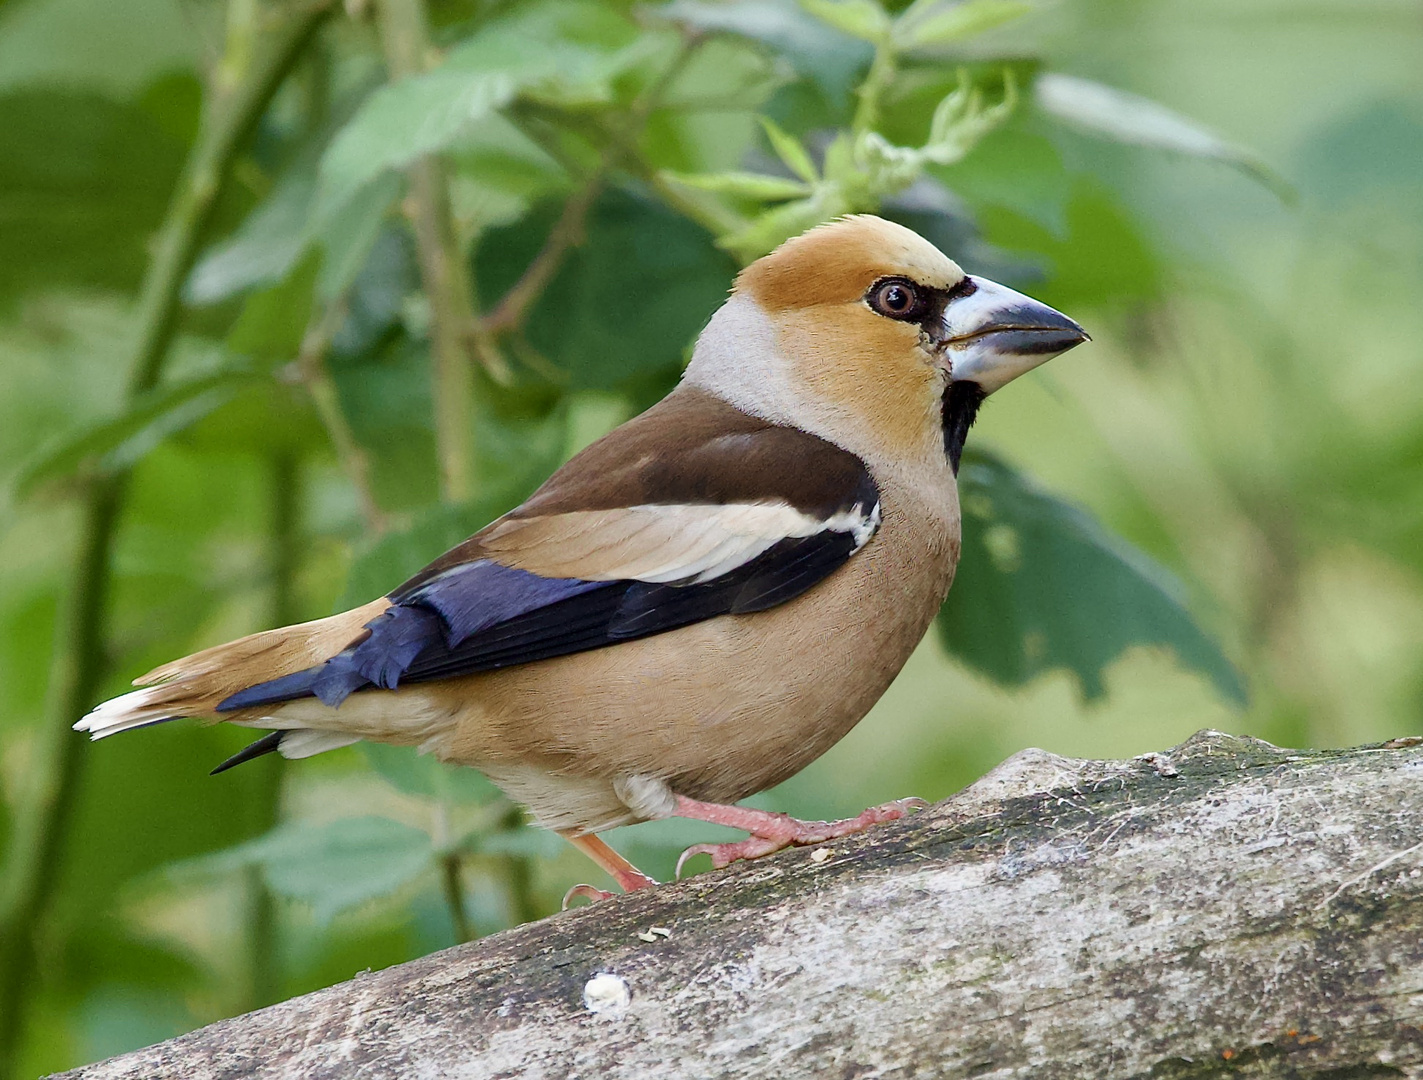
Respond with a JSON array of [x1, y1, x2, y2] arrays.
[[868, 279, 919, 319]]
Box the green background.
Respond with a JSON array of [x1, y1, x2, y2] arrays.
[[0, 0, 1419, 1074]]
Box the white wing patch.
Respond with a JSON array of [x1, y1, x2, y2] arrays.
[[480, 499, 881, 585]]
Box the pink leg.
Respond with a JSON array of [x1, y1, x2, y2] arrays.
[[673, 794, 930, 877], [560, 831, 659, 908]]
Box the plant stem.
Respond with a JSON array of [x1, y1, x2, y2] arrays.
[[646, 171, 749, 237], [852, 41, 896, 139], [492, 35, 722, 334], [439, 852, 475, 944], [245, 451, 301, 1010], [0, 479, 121, 1079], [377, 0, 486, 943], [481, 177, 603, 335], [500, 854, 541, 927], [621, 38, 749, 241], [497, 805, 540, 927], [266, 448, 303, 635], [294, 302, 389, 536], [493, 36, 700, 319], [0, 4, 333, 1074], [375, 0, 479, 505], [133, 0, 336, 396], [431, 796, 474, 944]]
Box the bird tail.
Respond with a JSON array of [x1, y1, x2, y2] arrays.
[[74, 599, 391, 740]]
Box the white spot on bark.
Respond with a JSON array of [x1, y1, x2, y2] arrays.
[[583, 972, 631, 1014]]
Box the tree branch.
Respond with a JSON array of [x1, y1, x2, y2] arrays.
[[51, 731, 1423, 1078]]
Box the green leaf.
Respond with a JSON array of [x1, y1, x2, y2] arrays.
[[1035, 74, 1293, 200], [317, 69, 521, 223], [797, 0, 890, 44], [1295, 100, 1423, 205], [932, 124, 1069, 235], [224, 256, 318, 366], [973, 177, 1162, 312], [0, 0, 198, 98], [260, 819, 432, 925], [169, 817, 434, 924], [445, 113, 570, 234], [361, 742, 500, 804], [315, 171, 404, 303], [189, 134, 402, 307], [659, 0, 871, 104], [718, 190, 851, 262], [896, 0, 1030, 48], [938, 449, 1246, 704], [316, 2, 637, 221], [476, 825, 566, 860], [918, 67, 1019, 168], [475, 188, 737, 393], [0, 91, 185, 307], [58, 716, 299, 943], [77, 987, 193, 1067], [11, 367, 256, 500], [759, 115, 819, 182], [819, 129, 859, 185], [662, 169, 812, 200], [186, 168, 315, 305], [0, 767, 10, 870]]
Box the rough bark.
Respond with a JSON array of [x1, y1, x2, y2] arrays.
[[54, 731, 1423, 1079]]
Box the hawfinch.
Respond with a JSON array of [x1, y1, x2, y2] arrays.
[[77, 216, 1086, 895]]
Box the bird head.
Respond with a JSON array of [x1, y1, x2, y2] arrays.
[[684, 215, 1087, 473]]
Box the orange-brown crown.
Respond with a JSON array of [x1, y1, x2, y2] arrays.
[[736, 215, 965, 312]]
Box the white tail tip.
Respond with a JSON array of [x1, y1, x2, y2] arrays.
[[74, 687, 173, 739]]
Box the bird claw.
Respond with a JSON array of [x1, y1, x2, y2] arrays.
[[676, 835, 788, 878], [674, 796, 932, 878], [562, 883, 616, 909], [880, 796, 931, 816]]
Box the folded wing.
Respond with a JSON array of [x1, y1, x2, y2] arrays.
[[217, 388, 881, 713]]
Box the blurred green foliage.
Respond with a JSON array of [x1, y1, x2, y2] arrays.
[[0, 0, 1419, 1074]]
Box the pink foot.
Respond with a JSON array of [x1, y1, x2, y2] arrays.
[[674, 795, 931, 877], [559, 830, 658, 908]]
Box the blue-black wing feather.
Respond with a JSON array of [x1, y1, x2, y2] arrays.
[[215, 530, 860, 713]]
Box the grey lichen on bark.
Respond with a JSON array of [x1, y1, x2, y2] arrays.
[[53, 731, 1423, 1079]]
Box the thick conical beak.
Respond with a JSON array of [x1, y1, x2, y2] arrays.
[[938, 277, 1087, 474], [941, 276, 1088, 394]]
